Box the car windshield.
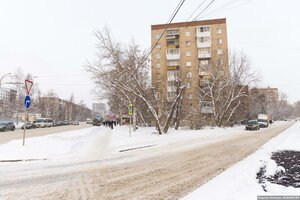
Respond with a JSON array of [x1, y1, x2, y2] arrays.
[[258, 119, 267, 122], [248, 120, 257, 125], [0, 123, 6, 125], [36, 119, 45, 123]]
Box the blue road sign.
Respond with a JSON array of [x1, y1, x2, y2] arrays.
[[24, 95, 31, 109]]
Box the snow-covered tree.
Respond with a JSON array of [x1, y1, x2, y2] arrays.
[[86, 27, 185, 134], [198, 51, 259, 127]]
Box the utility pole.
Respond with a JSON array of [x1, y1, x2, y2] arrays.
[[133, 98, 137, 132]]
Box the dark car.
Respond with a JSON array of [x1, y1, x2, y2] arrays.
[[0, 122, 15, 131], [92, 117, 103, 126], [245, 120, 260, 130], [21, 122, 37, 129]]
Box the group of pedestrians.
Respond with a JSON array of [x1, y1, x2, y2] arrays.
[[102, 120, 117, 129]]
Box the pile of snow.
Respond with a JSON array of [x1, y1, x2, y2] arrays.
[[0, 124, 248, 162], [184, 122, 300, 200]]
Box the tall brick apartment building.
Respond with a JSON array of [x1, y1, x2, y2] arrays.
[[151, 18, 229, 113]]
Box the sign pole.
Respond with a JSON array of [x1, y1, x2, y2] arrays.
[[23, 79, 33, 146], [22, 109, 27, 146], [129, 116, 131, 137], [128, 104, 133, 137]]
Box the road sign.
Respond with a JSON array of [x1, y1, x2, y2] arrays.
[[25, 80, 33, 94], [24, 95, 31, 109]]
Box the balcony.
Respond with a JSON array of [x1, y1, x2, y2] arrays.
[[196, 30, 211, 38], [167, 66, 179, 70], [166, 44, 179, 49], [196, 26, 211, 37], [166, 29, 180, 36], [166, 49, 180, 60], [199, 70, 209, 77], [197, 39, 211, 48], [198, 52, 211, 59], [167, 86, 177, 92]]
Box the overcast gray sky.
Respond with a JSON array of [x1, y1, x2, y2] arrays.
[[0, 0, 299, 108]]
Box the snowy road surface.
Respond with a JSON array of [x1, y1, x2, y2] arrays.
[[0, 123, 92, 145], [0, 122, 294, 199]]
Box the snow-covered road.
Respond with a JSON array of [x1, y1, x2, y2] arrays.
[[0, 121, 295, 199]]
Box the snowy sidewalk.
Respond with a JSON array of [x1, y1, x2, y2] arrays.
[[183, 121, 300, 200]]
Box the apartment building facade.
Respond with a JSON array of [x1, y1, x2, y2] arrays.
[[0, 87, 17, 102], [151, 18, 228, 113]]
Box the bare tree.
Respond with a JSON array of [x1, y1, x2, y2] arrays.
[[86, 27, 185, 134], [198, 51, 260, 127]]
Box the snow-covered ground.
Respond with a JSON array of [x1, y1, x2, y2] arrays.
[[184, 122, 300, 200], [0, 124, 247, 162], [0, 121, 298, 199]]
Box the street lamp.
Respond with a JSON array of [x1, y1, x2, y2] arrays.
[[0, 73, 12, 87]]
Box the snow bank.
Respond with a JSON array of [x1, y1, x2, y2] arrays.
[[183, 122, 300, 199]]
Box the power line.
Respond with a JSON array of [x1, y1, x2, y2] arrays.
[[146, 0, 186, 59], [186, 0, 207, 21], [191, 0, 216, 22], [201, 0, 256, 18], [184, 0, 216, 28]]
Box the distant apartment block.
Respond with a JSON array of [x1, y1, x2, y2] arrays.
[[92, 103, 106, 116], [151, 18, 228, 112], [251, 87, 279, 103], [0, 87, 17, 102]]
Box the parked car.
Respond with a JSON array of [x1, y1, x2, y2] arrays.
[[245, 120, 260, 130], [35, 118, 53, 128], [0, 122, 15, 131], [86, 118, 92, 124], [21, 122, 37, 129], [71, 121, 79, 125], [0, 122, 7, 131], [53, 121, 63, 127]]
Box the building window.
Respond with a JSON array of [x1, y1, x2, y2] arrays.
[[187, 72, 192, 78], [185, 41, 191, 47], [200, 60, 210, 70], [156, 63, 161, 68], [156, 43, 161, 49], [167, 70, 180, 81], [186, 51, 192, 57], [217, 27, 222, 34], [198, 47, 211, 54], [187, 82, 191, 88], [166, 48, 180, 55], [167, 92, 177, 102], [185, 31, 191, 36], [167, 59, 179, 66], [197, 26, 210, 32], [218, 59, 224, 66], [186, 61, 192, 67], [217, 49, 223, 55], [156, 53, 161, 59], [217, 38, 223, 44], [218, 71, 225, 76], [187, 93, 193, 99], [166, 29, 179, 36], [198, 36, 211, 43], [155, 33, 160, 39], [156, 73, 161, 80]]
